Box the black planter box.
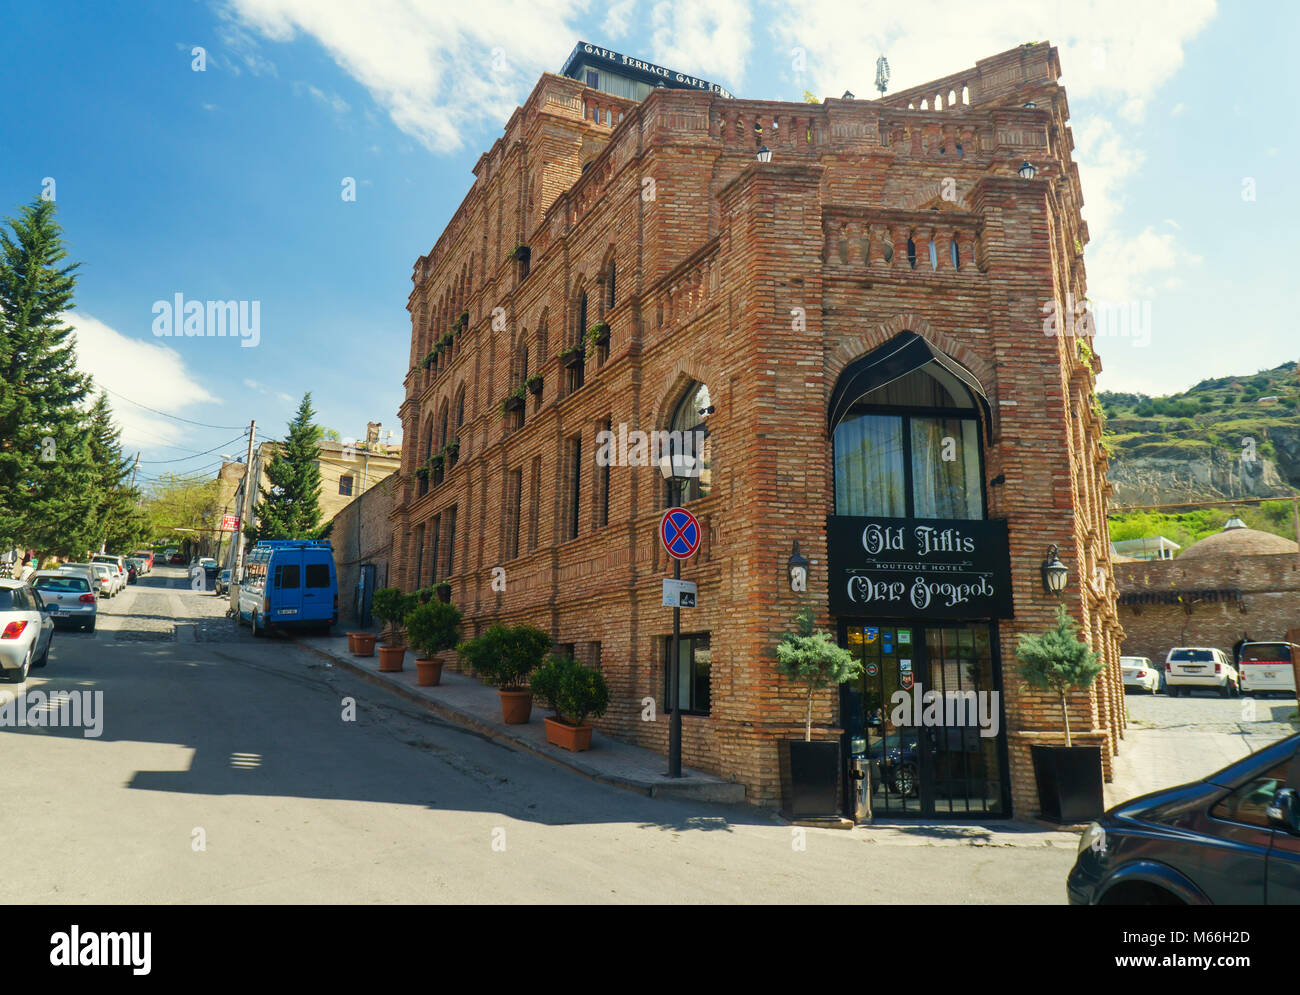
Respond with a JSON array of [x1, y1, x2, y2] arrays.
[[1032, 744, 1104, 823], [780, 740, 841, 819], [560, 350, 584, 370]]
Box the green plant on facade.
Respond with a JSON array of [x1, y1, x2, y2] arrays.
[[499, 385, 526, 416], [526, 373, 544, 393], [585, 320, 610, 353], [774, 608, 861, 742], [1014, 605, 1103, 748]]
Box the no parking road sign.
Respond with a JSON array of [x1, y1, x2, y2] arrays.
[[659, 507, 701, 560]]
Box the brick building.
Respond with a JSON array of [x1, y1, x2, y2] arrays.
[[1116, 520, 1300, 664], [392, 41, 1125, 817], [326, 472, 398, 628]]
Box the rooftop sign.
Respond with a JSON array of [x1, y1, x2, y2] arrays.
[[561, 41, 734, 99]]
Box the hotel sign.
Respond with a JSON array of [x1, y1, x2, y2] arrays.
[[827, 516, 1014, 619], [569, 42, 734, 99]]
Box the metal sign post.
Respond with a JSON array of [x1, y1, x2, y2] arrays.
[[660, 507, 701, 778]]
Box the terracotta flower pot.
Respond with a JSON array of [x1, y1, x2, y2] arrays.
[[416, 658, 443, 686], [544, 717, 593, 752], [377, 644, 405, 672], [498, 689, 532, 725], [349, 632, 377, 657]]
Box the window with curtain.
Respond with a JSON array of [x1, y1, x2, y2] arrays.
[[832, 364, 984, 520]]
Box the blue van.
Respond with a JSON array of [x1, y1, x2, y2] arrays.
[[237, 540, 338, 636]]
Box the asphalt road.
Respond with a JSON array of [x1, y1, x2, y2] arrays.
[[0, 567, 1075, 904]]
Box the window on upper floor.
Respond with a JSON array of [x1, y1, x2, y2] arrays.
[[663, 381, 713, 506], [339, 475, 354, 497]]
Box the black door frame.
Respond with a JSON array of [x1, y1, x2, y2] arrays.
[[837, 617, 1013, 819]]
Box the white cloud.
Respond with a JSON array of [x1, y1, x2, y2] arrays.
[[650, 0, 753, 92], [66, 313, 220, 450], [293, 81, 351, 114], [603, 0, 637, 41]]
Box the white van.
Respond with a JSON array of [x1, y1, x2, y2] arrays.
[[1165, 647, 1239, 698], [1236, 641, 1298, 699]]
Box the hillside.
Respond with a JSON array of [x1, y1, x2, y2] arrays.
[[1100, 361, 1300, 509]]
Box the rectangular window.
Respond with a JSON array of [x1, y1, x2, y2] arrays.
[[566, 436, 581, 540], [834, 414, 905, 516], [910, 417, 982, 519], [445, 506, 458, 576], [305, 563, 330, 588], [339, 475, 354, 497], [664, 633, 711, 715], [413, 524, 425, 588], [598, 418, 611, 528], [506, 468, 522, 560], [428, 516, 440, 585], [528, 456, 542, 552], [586, 69, 598, 88], [277, 563, 301, 590]]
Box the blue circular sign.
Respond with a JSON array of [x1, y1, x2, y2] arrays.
[[660, 507, 701, 560]]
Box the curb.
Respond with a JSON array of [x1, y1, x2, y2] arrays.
[[293, 638, 747, 806]]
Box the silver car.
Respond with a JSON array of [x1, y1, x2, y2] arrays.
[[32, 570, 97, 632], [88, 563, 116, 598], [0, 579, 54, 682]]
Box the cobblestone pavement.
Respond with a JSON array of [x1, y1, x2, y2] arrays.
[[1107, 689, 1299, 807]]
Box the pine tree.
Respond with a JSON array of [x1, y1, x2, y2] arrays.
[[0, 198, 93, 555], [84, 393, 147, 553], [249, 393, 323, 541], [1014, 605, 1104, 748]]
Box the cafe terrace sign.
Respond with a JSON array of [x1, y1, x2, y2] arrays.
[[827, 516, 1014, 619], [564, 42, 735, 99]]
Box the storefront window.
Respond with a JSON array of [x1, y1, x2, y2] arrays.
[[664, 633, 711, 715], [833, 364, 984, 520]]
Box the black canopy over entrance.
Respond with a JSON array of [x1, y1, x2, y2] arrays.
[[827, 332, 992, 431]]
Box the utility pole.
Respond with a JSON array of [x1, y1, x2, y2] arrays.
[[230, 421, 256, 604], [130, 451, 141, 505]]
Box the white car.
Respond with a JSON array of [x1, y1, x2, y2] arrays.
[[0, 578, 54, 682], [32, 571, 97, 632], [1237, 641, 1298, 699], [91, 554, 126, 594], [89, 563, 117, 598], [1165, 647, 1239, 698], [1121, 655, 1160, 694]]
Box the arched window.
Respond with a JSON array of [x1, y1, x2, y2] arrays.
[[607, 261, 616, 309], [832, 360, 984, 520], [665, 381, 713, 505]]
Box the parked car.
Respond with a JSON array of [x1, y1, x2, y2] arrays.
[[169, 553, 185, 565], [132, 550, 154, 573], [199, 557, 219, 581], [1237, 641, 1299, 699], [91, 554, 126, 594], [57, 564, 97, 591], [1068, 732, 1300, 904], [88, 563, 116, 598], [1165, 647, 1239, 698], [237, 540, 338, 636], [1121, 655, 1160, 695], [125, 561, 138, 584], [31, 571, 96, 632], [215, 568, 232, 597], [0, 578, 54, 682]]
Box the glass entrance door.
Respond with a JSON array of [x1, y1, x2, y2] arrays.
[[840, 621, 1008, 818]]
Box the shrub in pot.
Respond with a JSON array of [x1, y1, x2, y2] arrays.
[[533, 654, 611, 751], [774, 608, 861, 819], [406, 600, 463, 687], [1016, 605, 1106, 823], [372, 587, 415, 671], [456, 623, 550, 723]]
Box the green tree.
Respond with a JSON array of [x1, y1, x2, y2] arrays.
[[249, 393, 323, 541], [405, 600, 462, 659], [456, 623, 550, 690], [1014, 605, 1103, 748], [84, 392, 146, 554], [775, 608, 861, 741], [0, 198, 94, 555]]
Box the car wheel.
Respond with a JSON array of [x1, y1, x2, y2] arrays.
[[5, 649, 31, 683], [252, 610, 265, 638], [34, 635, 50, 669], [1219, 681, 1232, 698], [85, 621, 95, 633]]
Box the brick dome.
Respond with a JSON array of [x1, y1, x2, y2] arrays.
[[1178, 525, 1299, 560]]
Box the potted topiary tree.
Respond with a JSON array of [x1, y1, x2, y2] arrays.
[[774, 608, 861, 819], [532, 654, 610, 751], [456, 623, 550, 723], [405, 599, 463, 686], [1016, 604, 1106, 824], [372, 587, 415, 672]]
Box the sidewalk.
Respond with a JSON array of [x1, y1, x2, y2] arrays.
[[293, 632, 747, 805]]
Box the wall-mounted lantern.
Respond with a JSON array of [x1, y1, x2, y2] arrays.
[[788, 540, 809, 593], [1041, 544, 1068, 597], [1018, 160, 1037, 180], [756, 145, 772, 163]]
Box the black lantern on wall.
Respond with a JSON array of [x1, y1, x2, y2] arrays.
[[787, 541, 809, 593], [1018, 160, 1037, 180], [1041, 544, 1068, 597]]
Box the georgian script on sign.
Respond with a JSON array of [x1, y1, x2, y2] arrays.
[[826, 516, 1014, 619]]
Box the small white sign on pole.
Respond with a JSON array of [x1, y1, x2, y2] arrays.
[[662, 578, 698, 608]]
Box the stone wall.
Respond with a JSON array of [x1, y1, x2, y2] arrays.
[[328, 472, 397, 626]]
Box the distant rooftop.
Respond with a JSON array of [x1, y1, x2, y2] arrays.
[[1111, 536, 1181, 561], [560, 41, 734, 101]]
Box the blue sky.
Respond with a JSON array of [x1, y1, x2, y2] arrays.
[[1, 0, 1294, 481]]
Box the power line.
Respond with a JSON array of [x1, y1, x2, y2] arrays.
[[136, 432, 248, 464], [98, 385, 247, 430]]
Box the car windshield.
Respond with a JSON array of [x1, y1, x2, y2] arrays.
[[35, 576, 89, 592], [1240, 643, 1292, 662], [1171, 650, 1213, 662], [1120, 657, 1145, 666]]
